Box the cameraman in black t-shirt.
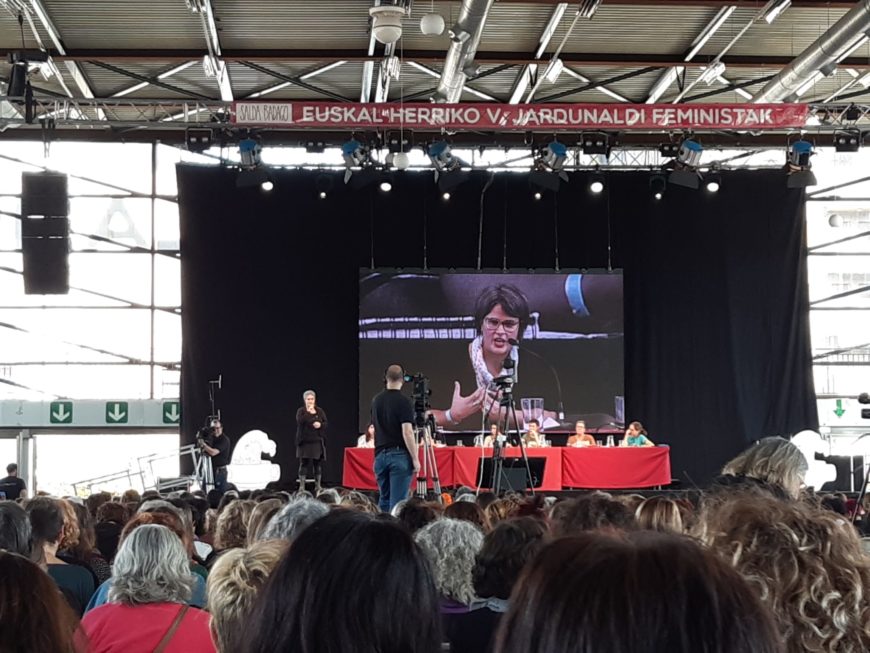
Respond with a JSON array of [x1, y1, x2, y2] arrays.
[[371, 364, 420, 513], [198, 419, 231, 494]]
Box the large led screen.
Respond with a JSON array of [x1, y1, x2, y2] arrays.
[[359, 271, 624, 433]]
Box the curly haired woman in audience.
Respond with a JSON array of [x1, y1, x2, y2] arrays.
[[495, 531, 781, 653], [244, 510, 440, 653], [696, 492, 870, 653], [445, 500, 491, 532], [62, 501, 111, 584], [81, 525, 215, 653], [206, 540, 287, 652], [0, 550, 88, 653]]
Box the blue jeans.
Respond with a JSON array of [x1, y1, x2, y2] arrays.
[[374, 447, 413, 513], [214, 465, 228, 494]]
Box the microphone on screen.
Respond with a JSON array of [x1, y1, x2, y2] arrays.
[[507, 338, 565, 421]]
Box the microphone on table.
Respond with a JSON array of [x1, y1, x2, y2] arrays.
[[507, 338, 565, 420]]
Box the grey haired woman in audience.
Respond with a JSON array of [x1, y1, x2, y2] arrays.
[[718, 436, 808, 499], [81, 524, 215, 652]]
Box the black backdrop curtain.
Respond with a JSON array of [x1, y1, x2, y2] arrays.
[[178, 166, 818, 487]]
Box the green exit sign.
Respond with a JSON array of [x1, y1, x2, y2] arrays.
[[49, 401, 73, 424], [105, 402, 129, 424], [162, 401, 181, 424]]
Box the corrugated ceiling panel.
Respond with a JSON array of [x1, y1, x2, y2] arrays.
[[214, 0, 371, 50], [39, 0, 204, 49]]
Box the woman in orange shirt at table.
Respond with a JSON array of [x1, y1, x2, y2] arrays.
[[567, 420, 596, 447]]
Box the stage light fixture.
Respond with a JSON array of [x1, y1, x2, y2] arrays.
[[649, 174, 667, 199], [786, 139, 817, 188], [442, 192, 451, 201], [844, 105, 862, 122], [581, 133, 611, 157], [589, 174, 605, 194], [392, 152, 410, 170], [305, 140, 326, 153], [380, 181, 392, 192], [834, 130, 862, 153], [429, 140, 469, 193], [659, 142, 680, 158], [236, 136, 273, 189], [239, 137, 262, 168], [261, 180, 274, 192], [319, 191, 327, 199], [533, 192, 542, 201], [343, 138, 379, 186], [540, 140, 568, 171], [185, 128, 213, 153], [530, 140, 569, 193], [705, 173, 721, 193], [666, 139, 704, 190]]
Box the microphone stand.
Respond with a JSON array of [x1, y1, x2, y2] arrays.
[[508, 338, 564, 421], [490, 357, 535, 496]]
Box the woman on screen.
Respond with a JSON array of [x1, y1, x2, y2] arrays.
[[622, 421, 654, 447], [431, 285, 531, 429]]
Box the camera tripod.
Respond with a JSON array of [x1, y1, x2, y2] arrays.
[[485, 361, 535, 496], [415, 416, 443, 503]]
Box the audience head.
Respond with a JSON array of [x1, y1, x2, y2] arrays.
[[339, 490, 379, 513], [84, 492, 110, 518], [25, 496, 65, 563], [5, 462, 17, 476], [215, 499, 254, 551], [550, 493, 636, 537], [245, 498, 283, 546], [485, 496, 522, 525], [495, 532, 781, 653], [315, 488, 341, 505], [397, 499, 441, 535], [245, 509, 440, 653], [65, 501, 97, 559], [207, 540, 287, 652], [473, 517, 548, 601], [0, 501, 31, 556], [444, 500, 490, 532], [108, 524, 194, 606], [120, 511, 186, 545], [634, 496, 684, 534], [720, 436, 808, 499], [120, 489, 141, 505], [258, 496, 329, 543], [415, 518, 484, 606], [696, 492, 870, 652], [57, 499, 81, 552], [0, 551, 85, 652]]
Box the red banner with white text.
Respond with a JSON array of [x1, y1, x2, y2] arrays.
[[231, 101, 809, 131]]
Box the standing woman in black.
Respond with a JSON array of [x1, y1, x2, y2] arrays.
[[296, 390, 327, 494]]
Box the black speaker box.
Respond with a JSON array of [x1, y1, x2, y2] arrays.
[[21, 172, 69, 217], [21, 216, 69, 294]]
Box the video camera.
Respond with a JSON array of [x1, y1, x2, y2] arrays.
[[404, 372, 434, 429], [196, 417, 221, 446]]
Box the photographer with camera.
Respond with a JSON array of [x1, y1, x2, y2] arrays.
[[372, 364, 420, 513], [198, 419, 231, 494]]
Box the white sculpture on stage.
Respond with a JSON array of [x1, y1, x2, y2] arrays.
[[228, 430, 280, 490]]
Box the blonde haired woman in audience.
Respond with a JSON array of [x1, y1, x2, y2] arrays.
[[695, 492, 870, 653], [206, 540, 287, 652], [634, 496, 684, 534], [719, 436, 807, 499]]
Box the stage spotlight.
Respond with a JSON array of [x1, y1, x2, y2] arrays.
[[319, 191, 327, 199], [343, 138, 380, 186], [540, 140, 568, 171], [834, 130, 861, 153], [239, 137, 262, 168], [533, 192, 542, 201], [581, 133, 611, 157], [659, 142, 680, 158], [379, 181, 392, 192], [786, 139, 817, 188], [442, 192, 451, 201], [531, 140, 569, 193], [392, 152, 410, 170], [261, 180, 274, 191], [429, 140, 469, 192], [185, 128, 213, 153], [705, 173, 721, 193], [649, 174, 667, 199], [666, 138, 704, 190], [589, 174, 605, 194]]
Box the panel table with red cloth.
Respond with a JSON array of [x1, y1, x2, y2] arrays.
[[561, 446, 671, 489], [452, 446, 563, 492], [342, 447, 455, 491]]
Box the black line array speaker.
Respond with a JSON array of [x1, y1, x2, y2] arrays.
[[21, 172, 70, 295]]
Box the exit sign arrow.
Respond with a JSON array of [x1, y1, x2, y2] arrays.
[[834, 399, 846, 418], [163, 401, 181, 424], [106, 402, 129, 423], [49, 401, 73, 424]]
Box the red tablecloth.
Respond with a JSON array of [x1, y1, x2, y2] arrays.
[[342, 446, 671, 491], [342, 447, 455, 491], [452, 447, 563, 492], [561, 446, 671, 489]]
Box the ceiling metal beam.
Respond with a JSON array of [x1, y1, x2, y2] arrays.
[[28, 49, 870, 70], [510, 3, 567, 104], [89, 61, 214, 101], [110, 62, 196, 98], [240, 62, 353, 102], [495, 0, 856, 6], [406, 61, 499, 101], [188, 0, 233, 101]]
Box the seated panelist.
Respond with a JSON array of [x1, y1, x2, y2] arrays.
[[622, 421, 654, 447], [567, 420, 596, 447]]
